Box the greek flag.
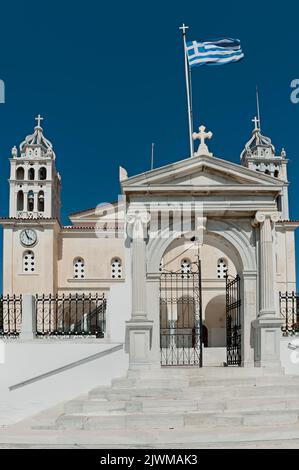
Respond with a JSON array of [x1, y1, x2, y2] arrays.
[[186, 38, 244, 67]]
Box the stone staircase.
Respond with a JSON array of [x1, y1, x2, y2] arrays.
[[48, 367, 299, 434]]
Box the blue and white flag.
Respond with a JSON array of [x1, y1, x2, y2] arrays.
[[186, 38, 244, 67]]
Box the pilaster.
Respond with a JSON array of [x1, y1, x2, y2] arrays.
[[125, 209, 153, 369], [252, 211, 283, 368]]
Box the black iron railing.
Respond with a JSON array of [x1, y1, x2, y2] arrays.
[[36, 293, 106, 337], [0, 294, 22, 336], [279, 291, 299, 336]]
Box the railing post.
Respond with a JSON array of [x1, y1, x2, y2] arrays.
[[20, 294, 36, 341]]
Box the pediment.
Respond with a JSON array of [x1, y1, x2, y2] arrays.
[[121, 154, 284, 192], [169, 168, 247, 186]]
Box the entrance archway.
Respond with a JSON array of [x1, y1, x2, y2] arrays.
[[147, 221, 257, 368]]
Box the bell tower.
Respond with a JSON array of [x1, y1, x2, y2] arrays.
[[241, 117, 289, 219], [9, 115, 61, 220]]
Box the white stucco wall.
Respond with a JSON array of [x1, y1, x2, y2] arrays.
[[0, 340, 129, 425], [58, 234, 125, 292], [2, 222, 59, 295]]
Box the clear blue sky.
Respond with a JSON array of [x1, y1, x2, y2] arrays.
[[1, 0, 299, 291]]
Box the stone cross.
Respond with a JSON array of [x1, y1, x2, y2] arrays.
[[35, 114, 44, 128], [192, 125, 213, 156]]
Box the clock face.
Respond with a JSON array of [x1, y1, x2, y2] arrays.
[[20, 229, 37, 247]]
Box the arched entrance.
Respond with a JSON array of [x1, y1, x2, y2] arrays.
[[157, 232, 243, 367], [146, 219, 257, 368]]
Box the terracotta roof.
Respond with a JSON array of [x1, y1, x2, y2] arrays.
[[0, 217, 58, 221], [68, 207, 96, 216], [63, 225, 95, 230], [63, 224, 123, 230], [279, 220, 299, 223], [69, 201, 119, 217]]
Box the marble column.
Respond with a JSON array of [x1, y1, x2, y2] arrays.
[[125, 211, 153, 369], [131, 237, 147, 319], [252, 211, 282, 368], [255, 211, 278, 317]]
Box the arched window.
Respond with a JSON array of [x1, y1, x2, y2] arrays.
[[38, 191, 45, 212], [16, 167, 24, 180], [274, 170, 279, 178], [73, 258, 85, 279], [39, 167, 47, 180], [23, 250, 35, 273], [217, 258, 228, 279], [28, 168, 35, 180], [181, 258, 191, 279], [27, 190, 34, 212], [111, 258, 122, 279], [17, 190, 24, 211]]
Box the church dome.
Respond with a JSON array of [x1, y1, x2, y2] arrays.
[[240, 117, 275, 162], [13, 115, 55, 159]]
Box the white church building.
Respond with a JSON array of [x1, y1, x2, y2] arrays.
[[1, 114, 298, 374]]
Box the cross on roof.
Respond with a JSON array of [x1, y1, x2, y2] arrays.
[[192, 125, 213, 156], [193, 125, 212, 146], [179, 23, 189, 35], [252, 116, 260, 131], [35, 114, 44, 128]]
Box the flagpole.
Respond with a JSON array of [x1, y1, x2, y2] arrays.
[[179, 23, 194, 157], [151, 142, 155, 170], [256, 85, 261, 131]]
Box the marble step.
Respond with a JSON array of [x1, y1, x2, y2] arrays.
[[111, 375, 299, 389], [89, 384, 299, 401], [184, 384, 299, 399], [127, 367, 284, 379], [64, 395, 299, 415], [21, 422, 299, 446], [55, 408, 299, 430]]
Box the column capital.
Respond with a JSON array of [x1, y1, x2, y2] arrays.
[[126, 210, 150, 240], [253, 211, 280, 226]]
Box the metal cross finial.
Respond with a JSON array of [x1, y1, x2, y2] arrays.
[[35, 114, 44, 128], [192, 125, 213, 156], [252, 116, 260, 131], [179, 23, 189, 35]]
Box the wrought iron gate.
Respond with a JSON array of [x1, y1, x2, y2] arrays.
[[279, 291, 299, 336], [226, 274, 242, 366], [160, 262, 202, 366]]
